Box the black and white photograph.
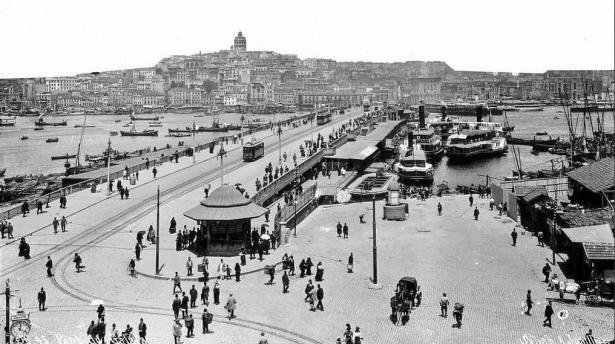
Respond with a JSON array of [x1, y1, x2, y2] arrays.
[[0, 0, 614, 343]]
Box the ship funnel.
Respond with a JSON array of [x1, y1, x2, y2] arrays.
[[418, 103, 426, 129], [476, 106, 483, 123], [441, 105, 447, 121]]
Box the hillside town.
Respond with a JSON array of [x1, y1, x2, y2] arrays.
[[1, 32, 613, 115]]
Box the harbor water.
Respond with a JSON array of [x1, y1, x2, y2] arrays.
[[1, 107, 612, 187]]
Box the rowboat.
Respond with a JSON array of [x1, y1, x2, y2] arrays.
[[51, 153, 77, 160], [46, 137, 59, 143]]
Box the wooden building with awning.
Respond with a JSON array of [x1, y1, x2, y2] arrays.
[[567, 157, 615, 207], [184, 185, 267, 256], [559, 223, 614, 280]]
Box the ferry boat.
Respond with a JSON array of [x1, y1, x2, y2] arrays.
[[427, 114, 461, 142], [419, 103, 503, 117], [445, 129, 508, 159], [412, 128, 444, 159], [120, 123, 158, 137], [35, 117, 67, 126], [510, 102, 544, 112], [0, 116, 16, 126], [130, 114, 160, 121], [394, 147, 434, 183]]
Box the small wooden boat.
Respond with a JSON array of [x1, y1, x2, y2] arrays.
[[46, 137, 59, 143], [535, 131, 549, 136], [167, 133, 192, 138], [109, 131, 119, 136], [149, 123, 163, 127], [34, 127, 44, 131], [20, 136, 29, 140], [114, 119, 122, 123], [148, 121, 162, 124], [51, 153, 76, 160], [74, 124, 95, 128], [35, 119, 67, 126], [130, 114, 159, 121]]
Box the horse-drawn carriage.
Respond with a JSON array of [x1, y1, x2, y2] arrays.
[[550, 275, 614, 305], [390, 277, 418, 325]]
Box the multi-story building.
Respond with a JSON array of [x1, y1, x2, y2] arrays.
[[232, 32, 247, 52], [249, 83, 266, 104], [298, 90, 372, 107], [169, 87, 202, 107], [400, 77, 442, 104], [45, 77, 79, 93]]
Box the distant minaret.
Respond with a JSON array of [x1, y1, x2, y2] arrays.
[[233, 31, 247, 52]]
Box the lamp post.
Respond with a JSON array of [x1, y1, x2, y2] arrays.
[[106, 138, 112, 196], [372, 195, 378, 285], [4, 279, 10, 344], [277, 125, 282, 166], [192, 121, 196, 163], [293, 168, 298, 237], [240, 115, 245, 145], [155, 186, 160, 275], [217, 141, 227, 186]]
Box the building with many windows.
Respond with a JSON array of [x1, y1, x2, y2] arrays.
[[169, 87, 202, 107]]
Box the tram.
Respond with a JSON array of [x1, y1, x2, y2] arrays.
[[243, 140, 265, 162], [316, 111, 332, 125]]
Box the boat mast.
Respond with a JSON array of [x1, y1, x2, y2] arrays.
[[75, 113, 88, 168]]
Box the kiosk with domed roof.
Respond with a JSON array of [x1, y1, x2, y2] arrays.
[[184, 185, 267, 256]]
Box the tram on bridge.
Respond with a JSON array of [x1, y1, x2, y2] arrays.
[[243, 139, 265, 162], [316, 111, 332, 125]]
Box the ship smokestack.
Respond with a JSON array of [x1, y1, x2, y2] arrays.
[[441, 105, 447, 121], [418, 101, 425, 129], [476, 106, 483, 123]]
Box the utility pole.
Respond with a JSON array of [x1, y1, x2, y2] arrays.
[[372, 195, 378, 285], [192, 121, 196, 164], [293, 168, 298, 237], [156, 186, 160, 275], [277, 126, 283, 166]]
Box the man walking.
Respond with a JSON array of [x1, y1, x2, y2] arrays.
[[185, 314, 195, 338], [181, 292, 189, 318], [172, 294, 181, 319], [343, 223, 349, 239], [46, 256, 53, 277], [316, 284, 324, 311], [201, 282, 209, 305], [511, 228, 518, 246], [202, 308, 212, 334], [60, 216, 67, 232], [189, 285, 198, 308], [525, 290, 533, 315], [304, 280, 314, 302], [225, 293, 237, 319], [469, 194, 474, 207], [282, 271, 290, 293], [473, 207, 479, 221], [172, 320, 182, 344], [138, 318, 147, 342], [38, 287, 46, 311], [52, 217, 59, 234], [542, 263, 551, 283], [173, 272, 182, 293], [336, 222, 342, 237], [440, 293, 449, 317], [543, 301, 554, 327], [186, 257, 193, 276], [437, 202, 442, 216]]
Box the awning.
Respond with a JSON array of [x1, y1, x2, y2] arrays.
[[582, 243, 615, 261], [331, 143, 378, 161], [560, 224, 613, 244]]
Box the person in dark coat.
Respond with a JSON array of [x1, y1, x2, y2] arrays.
[[511, 228, 518, 246], [316, 284, 324, 311], [282, 271, 290, 293], [213, 281, 220, 305], [437, 202, 442, 216], [304, 280, 314, 302], [138, 319, 147, 341], [202, 308, 212, 334], [299, 259, 306, 278], [38, 287, 46, 311], [336, 222, 342, 237], [46, 256, 53, 277], [525, 290, 533, 315], [288, 255, 295, 276], [176, 233, 182, 251], [181, 292, 189, 318], [189, 285, 198, 308], [135, 243, 141, 260], [305, 258, 313, 275], [543, 301, 554, 327], [342, 223, 349, 238], [469, 194, 473, 207], [172, 294, 181, 319], [201, 282, 209, 305], [473, 207, 479, 221], [234, 263, 241, 282]]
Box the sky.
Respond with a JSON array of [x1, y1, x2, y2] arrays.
[[0, 0, 613, 78]]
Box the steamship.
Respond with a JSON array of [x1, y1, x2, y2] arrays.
[[415, 103, 503, 117]]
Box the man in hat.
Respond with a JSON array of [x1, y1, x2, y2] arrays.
[[543, 300, 554, 327], [172, 319, 182, 344]]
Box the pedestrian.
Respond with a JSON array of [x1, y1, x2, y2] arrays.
[[353, 326, 363, 344], [202, 308, 212, 334], [225, 293, 237, 319], [343, 324, 353, 344], [315, 261, 324, 281], [525, 290, 533, 315], [347, 253, 354, 273], [542, 263, 551, 283], [259, 332, 269, 344], [440, 293, 449, 317], [73, 253, 83, 272], [52, 217, 59, 234], [316, 284, 324, 311], [87, 321, 97, 343], [234, 262, 241, 282], [415, 286, 422, 307], [306, 257, 313, 275], [152, 167, 157, 178], [135, 243, 141, 260], [46, 256, 53, 277], [511, 228, 518, 246], [267, 265, 275, 285], [288, 255, 295, 276], [437, 202, 442, 216], [537, 231, 545, 247], [304, 280, 314, 302], [138, 318, 147, 341], [172, 319, 182, 344], [172, 294, 181, 319], [186, 257, 193, 276], [37, 200, 43, 214], [124, 187, 129, 199], [489, 198, 495, 211], [201, 282, 210, 305], [469, 194, 473, 207], [299, 259, 306, 278], [190, 285, 198, 308], [60, 216, 67, 232], [543, 300, 554, 327], [213, 280, 220, 305], [240, 248, 246, 266], [6, 222, 13, 239], [181, 292, 189, 318], [226, 265, 232, 280], [185, 314, 194, 337], [37, 287, 46, 311], [473, 207, 479, 221], [120, 187, 124, 199], [343, 223, 349, 238], [336, 222, 342, 237], [217, 259, 225, 279]]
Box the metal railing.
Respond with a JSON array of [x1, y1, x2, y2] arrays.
[[279, 184, 317, 222]]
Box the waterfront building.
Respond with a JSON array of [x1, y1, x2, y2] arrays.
[[400, 77, 442, 105], [169, 87, 202, 107]]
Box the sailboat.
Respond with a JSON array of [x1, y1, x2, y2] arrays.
[[190, 112, 229, 132], [120, 122, 158, 136]]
